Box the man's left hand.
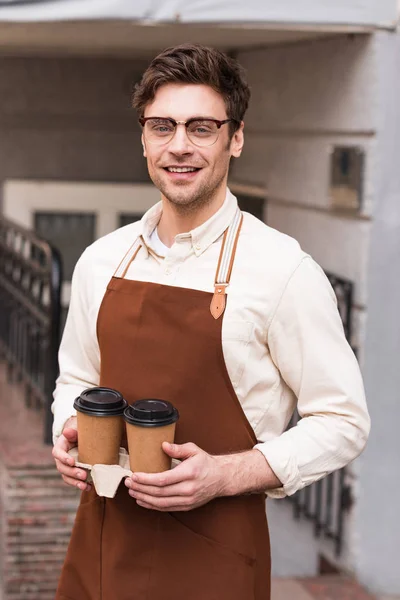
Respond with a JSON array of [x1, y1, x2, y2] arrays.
[[124, 442, 227, 511]]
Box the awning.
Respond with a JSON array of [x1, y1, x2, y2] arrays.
[[0, 0, 397, 28]]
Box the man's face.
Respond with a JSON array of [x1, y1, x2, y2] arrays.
[[141, 83, 244, 210]]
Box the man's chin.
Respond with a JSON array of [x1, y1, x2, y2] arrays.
[[164, 192, 200, 207], [151, 172, 215, 208], [159, 181, 201, 205]]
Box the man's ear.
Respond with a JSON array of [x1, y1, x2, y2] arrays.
[[141, 133, 147, 158], [230, 122, 244, 158]]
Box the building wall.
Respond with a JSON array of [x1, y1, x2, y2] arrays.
[[0, 36, 394, 592], [234, 34, 378, 577], [356, 30, 400, 596], [0, 55, 150, 212]]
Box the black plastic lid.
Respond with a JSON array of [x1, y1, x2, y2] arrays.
[[124, 399, 179, 428], [74, 387, 128, 417]]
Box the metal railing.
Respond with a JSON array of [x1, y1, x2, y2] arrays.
[[286, 271, 355, 556], [326, 271, 353, 343], [0, 216, 62, 444]]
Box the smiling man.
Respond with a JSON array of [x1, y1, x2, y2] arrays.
[[52, 44, 370, 600]]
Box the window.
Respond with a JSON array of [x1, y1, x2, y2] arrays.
[[34, 212, 96, 281], [236, 194, 266, 222], [330, 146, 364, 211], [119, 213, 143, 228]]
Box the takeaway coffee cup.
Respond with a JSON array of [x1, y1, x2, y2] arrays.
[[73, 387, 128, 465], [124, 399, 179, 473]]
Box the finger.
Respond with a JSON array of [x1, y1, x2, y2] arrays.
[[126, 480, 194, 498], [162, 442, 199, 460], [136, 501, 190, 512], [55, 459, 88, 481], [63, 425, 77, 435], [53, 449, 75, 468], [61, 473, 92, 492], [63, 427, 78, 442], [136, 500, 161, 510], [130, 490, 191, 510], [52, 440, 76, 467], [129, 462, 194, 487], [136, 500, 179, 512]]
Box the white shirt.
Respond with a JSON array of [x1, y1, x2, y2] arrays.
[[52, 189, 370, 498], [149, 226, 169, 257]]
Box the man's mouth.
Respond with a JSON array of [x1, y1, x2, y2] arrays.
[[164, 167, 201, 173]]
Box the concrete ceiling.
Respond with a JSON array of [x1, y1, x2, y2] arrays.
[[0, 21, 371, 58]]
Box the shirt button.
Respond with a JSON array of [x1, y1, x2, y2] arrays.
[[195, 243, 201, 251], [165, 268, 171, 275]]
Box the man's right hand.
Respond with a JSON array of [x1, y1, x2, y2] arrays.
[[52, 416, 92, 492]]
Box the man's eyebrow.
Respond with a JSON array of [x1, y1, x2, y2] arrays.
[[187, 116, 220, 120], [145, 115, 222, 121]]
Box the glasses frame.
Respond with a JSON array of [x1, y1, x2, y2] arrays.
[[139, 117, 239, 147]]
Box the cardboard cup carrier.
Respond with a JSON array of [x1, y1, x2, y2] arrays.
[[73, 387, 127, 465], [124, 399, 179, 473], [70, 390, 179, 497]]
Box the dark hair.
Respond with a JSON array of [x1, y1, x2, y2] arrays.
[[132, 43, 250, 136]]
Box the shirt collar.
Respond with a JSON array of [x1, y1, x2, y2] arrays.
[[140, 188, 239, 257]]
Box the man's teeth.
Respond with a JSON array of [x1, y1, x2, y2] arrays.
[[167, 167, 197, 173]]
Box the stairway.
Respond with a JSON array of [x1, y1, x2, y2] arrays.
[[0, 362, 79, 600]]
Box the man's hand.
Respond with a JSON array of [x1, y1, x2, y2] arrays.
[[125, 442, 224, 511], [52, 416, 92, 492], [125, 442, 281, 511]]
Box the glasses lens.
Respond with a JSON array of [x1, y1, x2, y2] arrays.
[[144, 119, 175, 144], [187, 120, 219, 147]]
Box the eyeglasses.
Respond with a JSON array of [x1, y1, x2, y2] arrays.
[[139, 117, 238, 147]]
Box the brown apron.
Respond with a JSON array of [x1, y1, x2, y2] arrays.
[[56, 208, 271, 600]]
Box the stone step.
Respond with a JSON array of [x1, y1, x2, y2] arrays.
[[0, 363, 78, 599]]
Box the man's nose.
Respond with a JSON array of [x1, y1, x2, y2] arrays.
[[168, 124, 193, 155]]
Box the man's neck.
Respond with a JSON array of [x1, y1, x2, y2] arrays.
[[157, 187, 227, 248]]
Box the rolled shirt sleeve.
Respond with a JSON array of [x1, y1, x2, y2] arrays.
[[51, 250, 101, 445], [254, 257, 370, 498]]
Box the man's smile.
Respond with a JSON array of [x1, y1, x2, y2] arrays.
[[163, 165, 203, 180]]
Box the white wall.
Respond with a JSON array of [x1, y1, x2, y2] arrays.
[[0, 55, 150, 212], [234, 34, 378, 577], [235, 34, 378, 358], [356, 31, 400, 596]]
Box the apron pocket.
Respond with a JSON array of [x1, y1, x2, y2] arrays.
[[149, 511, 256, 600], [169, 511, 256, 566]]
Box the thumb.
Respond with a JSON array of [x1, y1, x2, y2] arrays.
[[63, 427, 78, 442], [162, 442, 199, 460]]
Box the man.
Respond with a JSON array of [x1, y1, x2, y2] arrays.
[[52, 44, 370, 600]]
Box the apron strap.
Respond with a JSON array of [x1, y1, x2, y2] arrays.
[[210, 208, 243, 320], [113, 207, 243, 318], [113, 237, 143, 279]]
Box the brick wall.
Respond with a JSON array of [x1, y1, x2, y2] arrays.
[[1, 463, 79, 600], [0, 364, 79, 599]]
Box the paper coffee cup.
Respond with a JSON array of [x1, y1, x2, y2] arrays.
[[74, 387, 128, 465], [124, 399, 179, 473]]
